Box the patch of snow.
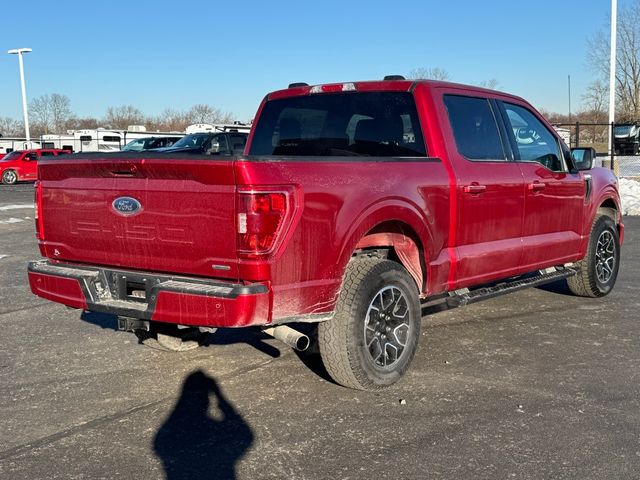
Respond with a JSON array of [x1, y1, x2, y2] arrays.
[[0, 255, 8, 260], [0, 204, 34, 211], [619, 178, 640, 216], [0, 217, 24, 224]]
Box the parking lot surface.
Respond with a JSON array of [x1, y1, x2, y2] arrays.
[[1, 183, 639, 479]]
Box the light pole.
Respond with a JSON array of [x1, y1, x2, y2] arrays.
[[7, 48, 33, 144], [608, 0, 617, 159], [568, 74, 572, 123]]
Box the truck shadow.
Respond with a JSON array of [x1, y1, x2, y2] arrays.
[[535, 279, 572, 295], [288, 323, 339, 385], [154, 370, 254, 480], [79, 312, 281, 358], [205, 328, 282, 358]]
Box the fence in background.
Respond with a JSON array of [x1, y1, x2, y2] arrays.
[[554, 122, 640, 177]]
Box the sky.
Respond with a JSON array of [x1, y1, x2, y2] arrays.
[[0, 0, 618, 125]]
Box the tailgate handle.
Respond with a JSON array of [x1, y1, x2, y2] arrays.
[[111, 165, 138, 177]]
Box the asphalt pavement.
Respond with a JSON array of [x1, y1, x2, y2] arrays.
[[1, 183, 639, 479]]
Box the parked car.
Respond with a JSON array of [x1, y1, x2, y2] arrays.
[[152, 131, 248, 155], [28, 78, 622, 390], [614, 123, 640, 155], [121, 136, 183, 152], [1, 148, 71, 184]]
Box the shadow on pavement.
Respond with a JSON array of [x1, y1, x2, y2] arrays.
[[205, 329, 282, 358], [79, 312, 281, 358], [154, 370, 254, 480], [536, 279, 572, 295], [80, 311, 119, 329]]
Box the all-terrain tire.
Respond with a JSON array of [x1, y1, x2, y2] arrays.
[[2, 170, 18, 185], [318, 257, 421, 390], [567, 214, 620, 297]]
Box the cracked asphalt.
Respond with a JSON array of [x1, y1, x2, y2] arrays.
[[1, 183, 639, 479]]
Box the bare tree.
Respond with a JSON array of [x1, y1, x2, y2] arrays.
[[103, 105, 145, 129], [65, 117, 100, 131], [582, 79, 608, 116], [29, 93, 72, 134], [50, 94, 73, 133], [0, 117, 24, 137], [187, 104, 234, 124], [408, 67, 451, 81], [587, 1, 640, 121], [475, 78, 500, 90], [151, 108, 190, 131], [579, 80, 609, 145], [148, 105, 235, 132], [29, 95, 51, 134], [539, 109, 570, 124]]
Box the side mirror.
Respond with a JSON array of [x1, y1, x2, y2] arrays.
[[571, 147, 596, 171]]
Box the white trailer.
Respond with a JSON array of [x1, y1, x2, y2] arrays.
[[37, 123, 250, 153], [0, 138, 41, 154], [39, 126, 184, 153], [185, 123, 251, 134]]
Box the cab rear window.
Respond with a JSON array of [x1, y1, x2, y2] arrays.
[[249, 92, 427, 157]]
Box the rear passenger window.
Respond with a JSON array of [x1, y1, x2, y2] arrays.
[[40, 151, 55, 156], [443, 95, 506, 161]]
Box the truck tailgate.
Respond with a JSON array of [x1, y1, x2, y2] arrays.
[[37, 156, 239, 280]]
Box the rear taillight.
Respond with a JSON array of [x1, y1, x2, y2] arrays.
[[236, 189, 290, 258], [34, 181, 44, 240]]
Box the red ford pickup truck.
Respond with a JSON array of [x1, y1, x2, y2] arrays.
[[28, 78, 622, 390]]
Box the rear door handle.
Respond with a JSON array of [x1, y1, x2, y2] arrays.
[[528, 181, 546, 191], [463, 184, 487, 194]]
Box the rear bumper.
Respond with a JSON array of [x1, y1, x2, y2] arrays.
[[28, 260, 271, 327]]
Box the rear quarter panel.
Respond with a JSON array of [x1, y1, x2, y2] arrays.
[[235, 157, 450, 320]]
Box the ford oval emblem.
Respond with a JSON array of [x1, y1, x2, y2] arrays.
[[112, 197, 142, 216]]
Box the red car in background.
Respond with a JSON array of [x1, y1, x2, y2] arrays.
[[0, 149, 71, 185]]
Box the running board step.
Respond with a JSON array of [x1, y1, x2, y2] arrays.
[[446, 267, 578, 308]]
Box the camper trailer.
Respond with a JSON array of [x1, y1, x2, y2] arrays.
[[38, 126, 184, 153], [36, 123, 250, 153], [185, 123, 251, 134], [0, 138, 41, 155]]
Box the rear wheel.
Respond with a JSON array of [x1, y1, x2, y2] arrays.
[[567, 215, 620, 297], [319, 257, 421, 390], [2, 170, 17, 185]]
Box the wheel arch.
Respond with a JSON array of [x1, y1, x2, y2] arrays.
[[353, 221, 426, 293], [338, 204, 434, 294], [597, 197, 619, 223]]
